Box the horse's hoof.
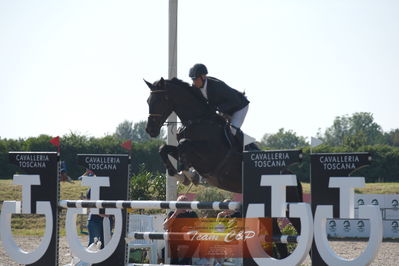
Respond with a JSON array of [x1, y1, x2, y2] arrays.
[[190, 170, 200, 186], [181, 169, 200, 186], [182, 177, 191, 186], [173, 173, 186, 183], [174, 173, 191, 186]]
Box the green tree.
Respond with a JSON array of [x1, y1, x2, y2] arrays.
[[115, 120, 165, 143], [129, 165, 166, 201], [115, 120, 134, 140], [261, 128, 308, 149], [321, 112, 384, 148], [323, 115, 350, 146], [132, 120, 153, 142], [384, 129, 399, 147]]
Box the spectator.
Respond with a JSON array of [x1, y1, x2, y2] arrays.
[[163, 195, 199, 265], [215, 199, 242, 265], [84, 170, 113, 249], [216, 199, 242, 220], [59, 168, 74, 183]]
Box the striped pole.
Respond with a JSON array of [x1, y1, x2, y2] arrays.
[[127, 232, 299, 244], [59, 200, 241, 211]]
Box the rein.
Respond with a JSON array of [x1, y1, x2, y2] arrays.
[[150, 90, 167, 94]]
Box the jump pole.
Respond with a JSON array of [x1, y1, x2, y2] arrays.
[[59, 200, 241, 210], [127, 232, 299, 244]]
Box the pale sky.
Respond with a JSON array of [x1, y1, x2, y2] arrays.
[[1, 0, 398, 142]]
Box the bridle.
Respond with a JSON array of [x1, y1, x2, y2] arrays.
[[148, 89, 168, 117]]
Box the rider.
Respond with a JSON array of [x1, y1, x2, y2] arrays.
[[177, 64, 250, 186], [189, 63, 249, 136]]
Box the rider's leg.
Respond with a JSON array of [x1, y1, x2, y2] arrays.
[[230, 105, 248, 135], [230, 105, 248, 151]]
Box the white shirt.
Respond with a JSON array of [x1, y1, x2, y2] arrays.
[[199, 78, 208, 100]]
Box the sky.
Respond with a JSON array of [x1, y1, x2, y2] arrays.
[[1, 0, 398, 142]]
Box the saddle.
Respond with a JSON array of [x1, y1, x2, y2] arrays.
[[179, 114, 243, 148]]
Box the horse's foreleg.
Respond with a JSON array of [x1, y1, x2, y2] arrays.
[[178, 139, 214, 172], [159, 144, 179, 176], [176, 139, 204, 185], [159, 144, 191, 185]]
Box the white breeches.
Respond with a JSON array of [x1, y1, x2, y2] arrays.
[[230, 105, 249, 134]]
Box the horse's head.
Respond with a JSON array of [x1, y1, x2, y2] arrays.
[[144, 78, 173, 137]]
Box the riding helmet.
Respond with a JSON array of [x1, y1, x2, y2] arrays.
[[189, 63, 208, 79]]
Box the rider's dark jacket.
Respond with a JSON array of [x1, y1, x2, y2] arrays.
[[202, 77, 249, 115]]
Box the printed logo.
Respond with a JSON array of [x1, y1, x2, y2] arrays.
[[215, 223, 226, 233], [392, 199, 399, 209], [357, 220, 365, 232], [391, 221, 399, 234], [343, 220, 351, 232], [371, 199, 379, 206], [357, 199, 365, 206], [328, 220, 336, 232]]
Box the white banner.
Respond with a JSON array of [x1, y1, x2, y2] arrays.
[[327, 194, 398, 238], [326, 219, 399, 238]]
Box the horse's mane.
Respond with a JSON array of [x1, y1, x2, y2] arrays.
[[163, 77, 216, 121], [169, 77, 191, 89]]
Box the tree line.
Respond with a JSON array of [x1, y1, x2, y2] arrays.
[[0, 133, 165, 180], [0, 112, 398, 182], [260, 112, 399, 149]]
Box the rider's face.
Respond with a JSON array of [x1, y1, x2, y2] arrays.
[[192, 76, 204, 88]]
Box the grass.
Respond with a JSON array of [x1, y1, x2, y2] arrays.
[[0, 180, 89, 236], [355, 182, 399, 194], [178, 182, 399, 196], [294, 182, 399, 195], [1, 179, 398, 235]]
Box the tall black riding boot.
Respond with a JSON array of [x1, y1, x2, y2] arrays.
[[234, 127, 244, 151]]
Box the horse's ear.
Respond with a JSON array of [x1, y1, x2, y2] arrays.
[[143, 79, 155, 91], [160, 77, 165, 87]]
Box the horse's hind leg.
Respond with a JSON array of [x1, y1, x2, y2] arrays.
[[277, 181, 307, 258], [273, 218, 289, 259], [286, 182, 304, 234]]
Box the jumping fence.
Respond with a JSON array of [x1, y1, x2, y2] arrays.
[[0, 150, 394, 265]]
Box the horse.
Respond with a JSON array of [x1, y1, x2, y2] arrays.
[[144, 77, 304, 258], [144, 77, 251, 193]]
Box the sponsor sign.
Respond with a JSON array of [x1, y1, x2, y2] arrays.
[[76, 154, 129, 266], [7, 152, 59, 266], [384, 195, 399, 219], [326, 219, 371, 238], [243, 150, 302, 266], [166, 218, 272, 259], [310, 152, 371, 266]]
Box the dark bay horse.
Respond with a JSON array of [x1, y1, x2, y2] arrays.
[[145, 77, 244, 193], [144, 77, 304, 258]]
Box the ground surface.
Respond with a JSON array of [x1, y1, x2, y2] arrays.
[[0, 236, 398, 265]]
